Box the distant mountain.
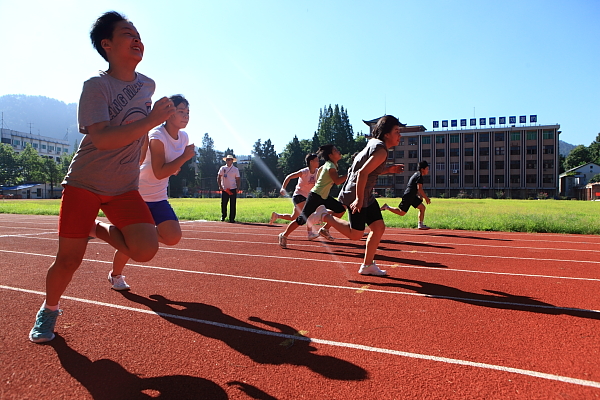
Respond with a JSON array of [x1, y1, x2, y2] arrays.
[[0, 95, 80, 143], [559, 140, 576, 157]]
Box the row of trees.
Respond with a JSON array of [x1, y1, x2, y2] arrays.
[[562, 133, 600, 171], [0, 143, 72, 196]]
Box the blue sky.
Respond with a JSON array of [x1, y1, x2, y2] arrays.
[[1, 0, 598, 155]]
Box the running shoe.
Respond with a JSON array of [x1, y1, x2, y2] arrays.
[[307, 230, 320, 240], [318, 227, 335, 241], [358, 263, 388, 276], [29, 307, 62, 343], [108, 272, 131, 291], [308, 205, 330, 226], [418, 223, 431, 230], [269, 212, 278, 224], [278, 233, 288, 249]]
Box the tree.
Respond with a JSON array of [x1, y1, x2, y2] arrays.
[[589, 173, 600, 183], [588, 133, 600, 165], [246, 139, 280, 194], [43, 158, 61, 198], [0, 144, 20, 186], [277, 135, 305, 182], [197, 133, 220, 194], [316, 104, 356, 154], [18, 144, 45, 182], [564, 145, 592, 171]]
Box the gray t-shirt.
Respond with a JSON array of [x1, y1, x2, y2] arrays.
[[62, 72, 155, 196], [338, 138, 387, 208]]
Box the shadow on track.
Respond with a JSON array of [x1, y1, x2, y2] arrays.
[[226, 381, 277, 400], [428, 232, 512, 242], [348, 277, 600, 320], [121, 292, 368, 381], [45, 334, 227, 400]]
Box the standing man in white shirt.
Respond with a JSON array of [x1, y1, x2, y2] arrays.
[[217, 155, 241, 223]]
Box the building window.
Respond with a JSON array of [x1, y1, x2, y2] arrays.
[[480, 147, 489, 156], [395, 150, 404, 158], [543, 130, 554, 140], [42, 144, 47, 150], [400, 139, 404, 146], [450, 148, 459, 157], [494, 175, 505, 184], [56, 147, 62, 153], [543, 159, 554, 169], [494, 132, 505, 142], [464, 175, 474, 184], [450, 175, 459, 183], [408, 137, 417, 146], [464, 161, 474, 170], [480, 161, 489, 170], [33, 143, 38, 149], [423, 175, 431, 184], [526, 160, 537, 169], [526, 146, 537, 155], [1, 138, 11, 144], [12, 139, 20, 146], [495, 161, 504, 170], [526, 131, 537, 140], [511, 132, 521, 141], [464, 134, 474, 143], [395, 175, 405, 184], [436, 175, 445, 184], [436, 148, 445, 157], [450, 162, 460, 170], [436, 163, 445, 171], [510, 160, 520, 169], [408, 150, 418, 158], [450, 134, 459, 143], [543, 174, 554, 183], [408, 163, 418, 171], [480, 175, 489, 184], [494, 147, 504, 155], [510, 175, 520, 183], [421, 149, 430, 158], [479, 133, 489, 142], [388, 150, 394, 159], [422, 136, 431, 144], [510, 146, 520, 155], [543, 145, 554, 154], [48, 146, 54, 151], [526, 174, 537, 183], [436, 135, 445, 144], [464, 147, 473, 156], [56, 157, 61, 163]]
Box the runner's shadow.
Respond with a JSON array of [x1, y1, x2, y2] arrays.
[[45, 334, 227, 400], [328, 239, 453, 250], [226, 381, 278, 400], [429, 233, 511, 242], [348, 278, 600, 320], [298, 247, 448, 269], [121, 292, 367, 381]]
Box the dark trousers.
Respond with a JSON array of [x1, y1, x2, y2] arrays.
[[221, 190, 237, 222]]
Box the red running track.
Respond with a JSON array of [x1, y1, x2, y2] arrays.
[[0, 214, 599, 399]]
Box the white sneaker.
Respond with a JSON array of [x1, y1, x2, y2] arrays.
[[308, 205, 330, 227], [358, 263, 387, 276], [278, 233, 288, 249], [418, 224, 431, 230], [307, 230, 320, 240], [318, 227, 335, 241], [269, 212, 278, 224], [108, 272, 130, 291]]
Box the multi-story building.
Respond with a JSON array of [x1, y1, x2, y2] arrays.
[[1, 128, 70, 163], [364, 116, 560, 199]]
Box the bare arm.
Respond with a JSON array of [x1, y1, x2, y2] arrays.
[[417, 183, 431, 204], [150, 140, 196, 180], [280, 170, 303, 194], [349, 147, 387, 213], [328, 167, 346, 185], [217, 171, 223, 191], [86, 97, 174, 150]]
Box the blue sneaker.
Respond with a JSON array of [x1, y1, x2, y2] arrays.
[[29, 308, 62, 343]]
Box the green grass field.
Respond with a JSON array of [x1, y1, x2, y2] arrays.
[[1, 197, 598, 235]]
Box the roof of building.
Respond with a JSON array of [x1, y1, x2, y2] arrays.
[[0, 183, 41, 191]]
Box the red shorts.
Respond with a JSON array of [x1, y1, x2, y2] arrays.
[[58, 185, 154, 238]]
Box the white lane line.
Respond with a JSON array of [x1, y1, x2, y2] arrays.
[[3, 284, 599, 390], [2, 249, 599, 312], [9, 232, 600, 268]]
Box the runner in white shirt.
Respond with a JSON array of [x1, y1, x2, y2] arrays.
[[108, 95, 195, 290], [269, 154, 321, 239]]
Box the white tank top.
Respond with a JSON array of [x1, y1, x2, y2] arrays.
[[293, 167, 319, 198]]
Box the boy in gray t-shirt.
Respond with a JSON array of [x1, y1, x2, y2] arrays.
[[29, 11, 175, 343]]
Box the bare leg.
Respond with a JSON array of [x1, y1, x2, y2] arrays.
[[363, 219, 385, 265], [45, 237, 89, 306], [321, 214, 363, 240], [416, 203, 426, 224], [95, 222, 158, 262]]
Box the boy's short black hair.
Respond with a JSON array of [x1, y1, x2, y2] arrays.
[[317, 144, 336, 162], [305, 153, 318, 166], [418, 160, 429, 170], [169, 94, 189, 108], [90, 11, 129, 62]]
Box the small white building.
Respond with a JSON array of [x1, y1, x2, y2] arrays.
[[558, 162, 600, 198]]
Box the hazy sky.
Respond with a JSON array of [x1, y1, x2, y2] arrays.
[[1, 0, 598, 155]]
